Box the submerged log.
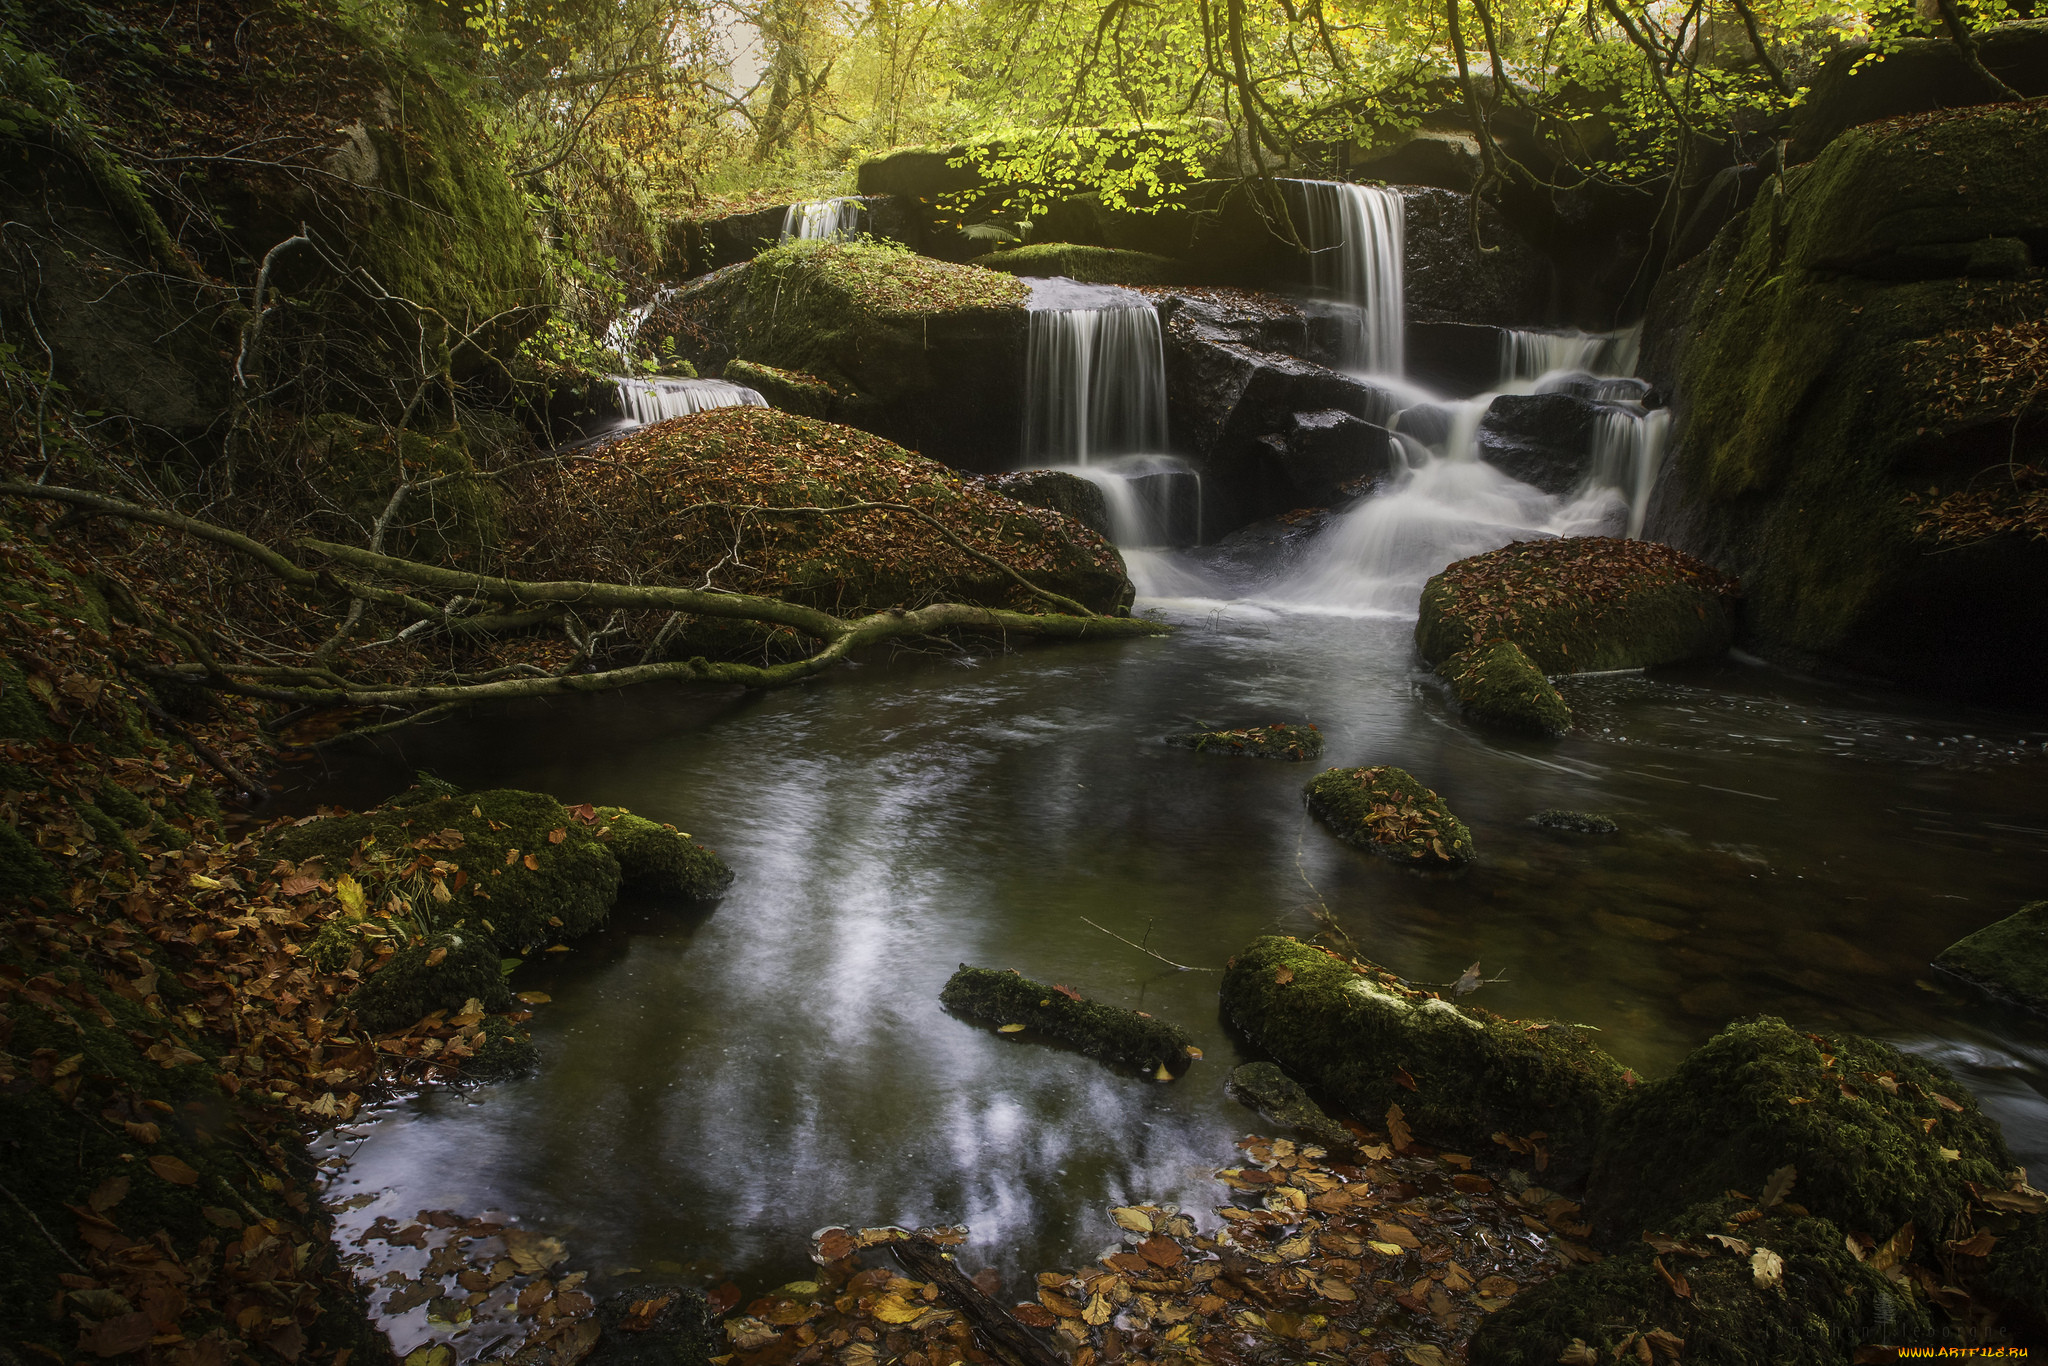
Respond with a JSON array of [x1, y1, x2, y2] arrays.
[[891, 1238, 1066, 1366]]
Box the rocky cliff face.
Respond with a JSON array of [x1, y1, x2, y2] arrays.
[[1640, 103, 2048, 704]]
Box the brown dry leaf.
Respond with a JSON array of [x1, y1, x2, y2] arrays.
[[147, 1154, 199, 1185], [1373, 1220, 1421, 1250], [1404, 1347, 1449, 1366], [1386, 1103, 1413, 1152], [1708, 1233, 1752, 1256], [78, 1311, 157, 1358], [524, 854, 541, 871], [87, 1176, 129, 1212], [1654, 1255, 1691, 1299], [1039, 1290, 1082, 1319], [1012, 1303, 1057, 1328], [815, 1228, 856, 1262], [620, 1295, 673, 1332], [1476, 1275, 1518, 1298], [1972, 1183, 2048, 1214], [1557, 1341, 1599, 1365], [1274, 967, 1294, 985], [1868, 1222, 1915, 1273], [1136, 1234, 1183, 1267], [1947, 1230, 1997, 1257], [1929, 1090, 1965, 1112], [425, 947, 448, 967], [1750, 1246, 1784, 1290], [1643, 1328, 1684, 1361], [1760, 1164, 1797, 1209], [547, 828, 567, 844]]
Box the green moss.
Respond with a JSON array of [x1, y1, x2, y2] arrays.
[[1933, 901, 2048, 1016], [980, 243, 1188, 286], [1415, 538, 1739, 675], [1437, 641, 1571, 736], [343, 931, 512, 1034], [1220, 937, 1628, 1168], [265, 788, 622, 953], [0, 817, 61, 901], [723, 359, 841, 418], [1468, 1198, 1937, 1365], [1589, 1017, 2012, 1247], [74, 799, 142, 867], [940, 965, 1199, 1074], [1532, 810, 1619, 835], [593, 809, 733, 901], [0, 655, 55, 741], [1304, 765, 1473, 866], [1228, 1061, 1357, 1152], [296, 413, 503, 563], [93, 778, 152, 830], [1164, 722, 1325, 760], [460, 1030, 541, 1083]]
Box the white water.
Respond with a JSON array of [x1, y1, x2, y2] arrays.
[[1292, 180, 1404, 374], [1588, 405, 1671, 540], [1022, 279, 1169, 464], [1064, 455, 1204, 549], [780, 197, 862, 244], [1499, 328, 1640, 383], [614, 377, 768, 426]]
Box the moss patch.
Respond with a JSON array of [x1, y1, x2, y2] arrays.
[[1220, 937, 1628, 1169], [294, 413, 504, 564], [1416, 538, 1740, 675], [1164, 722, 1325, 760], [1228, 1060, 1357, 1152], [1588, 1017, 2012, 1248], [980, 243, 1189, 286], [1532, 810, 1619, 835], [1304, 765, 1474, 866], [342, 930, 513, 1034], [1437, 641, 1572, 736], [940, 965, 1199, 1075], [594, 807, 733, 901], [1933, 901, 2048, 1017]]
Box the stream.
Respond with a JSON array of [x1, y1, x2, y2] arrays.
[[304, 573, 2048, 1353]]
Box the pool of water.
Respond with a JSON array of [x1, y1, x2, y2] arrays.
[[305, 561, 2048, 1346]]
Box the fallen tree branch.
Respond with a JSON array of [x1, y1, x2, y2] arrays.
[[891, 1237, 1066, 1366], [1081, 916, 1218, 972]]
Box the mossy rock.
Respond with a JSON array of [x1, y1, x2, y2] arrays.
[[940, 965, 1199, 1075], [1533, 810, 1619, 835], [1228, 1061, 1356, 1153], [265, 788, 622, 953], [0, 818, 62, 902], [296, 413, 503, 564], [1219, 936, 1628, 1169], [980, 243, 1189, 286], [1437, 641, 1571, 737], [1164, 722, 1325, 761], [1588, 1017, 2012, 1249], [588, 1286, 719, 1366], [722, 359, 841, 419], [343, 931, 512, 1035], [982, 470, 1112, 540], [1933, 901, 2048, 1017], [594, 808, 733, 901], [1468, 1197, 1938, 1365], [1416, 537, 1739, 675], [460, 1031, 542, 1084], [1304, 765, 1474, 866]]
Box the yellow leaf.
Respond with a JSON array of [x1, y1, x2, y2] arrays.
[[1110, 1207, 1153, 1233], [335, 874, 366, 916], [871, 1294, 925, 1325], [1368, 1241, 1406, 1256], [1082, 1293, 1113, 1326], [517, 991, 552, 1004], [997, 1023, 1025, 1033], [1185, 1045, 1203, 1059]]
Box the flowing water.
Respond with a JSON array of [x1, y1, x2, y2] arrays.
[[782, 198, 863, 244], [315, 191, 2048, 1354], [1292, 180, 1404, 373], [613, 377, 769, 426]]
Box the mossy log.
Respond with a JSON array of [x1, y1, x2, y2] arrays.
[[1219, 937, 1628, 1169], [1228, 1061, 1357, 1152], [1933, 900, 2048, 1017], [1416, 537, 1739, 676], [1531, 810, 1619, 835], [979, 243, 1190, 286], [1304, 765, 1474, 866], [940, 966, 1199, 1075], [1164, 722, 1325, 760], [1436, 641, 1572, 737]]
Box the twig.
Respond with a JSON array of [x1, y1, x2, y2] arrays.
[[133, 690, 260, 799], [1080, 917, 1217, 972], [0, 1179, 88, 1273]]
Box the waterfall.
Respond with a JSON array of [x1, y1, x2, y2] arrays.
[[1293, 181, 1404, 375], [1022, 280, 1168, 465], [1069, 456, 1204, 549], [615, 377, 768, 426], [1586, 406, 1669, 540], [605, 287, 677, 364], [1500, 327, 1641, 385], [781, 198, 862, 244]]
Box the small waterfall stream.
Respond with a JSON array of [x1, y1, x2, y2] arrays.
[[1020, 279, 1200, 571], [614, 377, 768, 425], [1292, 180, 1405, 374], [781, 197, 862, 243]]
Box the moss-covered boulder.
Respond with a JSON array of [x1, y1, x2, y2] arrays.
[[1304, 765, 1474, 866], [340, 931, 512, 1034], [1165, 722, 1325, 760], [1532, 809, 1618, 835], [940, 965, 1200, 1075], [721, 359, 844, 419], [663, 241, 1030, 469], [1934, 901, 2048, 1016], [1588, 1018, 2013, 1249], [979, 243, 1189, 286], [1220, 937, 1629, 1168], [1436, 641, 1572, 736], [982, 470, 1112, 539], [596, 807, 734, 901], [502, 407, 1133, 665], [1228, 1060, 1357, 1152], [1468, 1197, 1938, 1365], [1416, 537, 1739, 676], [295, 414, 504, 563], [1639, 103, 2048, 704]]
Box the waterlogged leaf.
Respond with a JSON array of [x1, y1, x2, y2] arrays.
[[725, 1318, 780, 1351], [1373, 1220, 1421, 1250], [1368, 1240, 1407, 1256], [1109, 1206, 1153, 1233], [814, 1227, 857, 1262], [516, 990, 551, 1004], [1750, 1246, 1784, 1290], [1185, 1044, 1203, 1059], [1404, 1343, 1448, 1366], [147, 1154, 199, 1185], [1012, 1304, 1057, 1328], [88, 1176, 129, 1212], [997, 1023, 1026, 1033], [1081, 1292, 1113, 1326], [1477, 1275, 1518, 1298], [870, 1294, 925, 1324], [1453, 962, 1483, 996], [79, 1312, 157, 1358]]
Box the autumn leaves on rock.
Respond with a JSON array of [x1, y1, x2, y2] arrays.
[[1163, 723, 1326, 761], [1303, 766, 1473, 867], [1416, 538, 1741, 736]]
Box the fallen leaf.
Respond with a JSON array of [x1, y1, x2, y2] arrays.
[[1012, 1304, 1056, 1328], [147, 1154, 199, 1185], [425, 947, 447, 967], [1947, 1231, 1996, 1257], [814, 1228, 856, 1262], [1558, 1341, 1599, 1365], [1761, 1164, 1797, 1209], [621, 1295, 673, 1331], [871, 1294, 925, 1324], [1136, 1234, 1182, 1266], [1404, 1347, 1448, 1366], [524, 854, 540, 871], [1386, 1103, 1413, 1152], [997, 1023, 1026, 1033], [1940, 1147, 1962, 1161], [516, 990, 551, 1004], [79, 1312, 156, 1358], [1708, 1233, 1751, 1256], [1971, 1182, 2048, 1214], [88, 1176, 129, 1212], [1274, 967, 1294, 985], [1643, 1329, 1684, 1361], [1453, 962, 1482, 996], [1750, 1246, 1784, 1290], [548, 828, 567, 844], [1476, 1275, 1517, 1298], [1654, 1255, 1691, 1299]]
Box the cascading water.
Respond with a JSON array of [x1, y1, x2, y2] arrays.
[[1292, 181, 1404, 375], [1587, 405, 1670, 540], [1500, 327, 1641, 385], [781, 197, 862, 244], [614, 377, 768, 426]]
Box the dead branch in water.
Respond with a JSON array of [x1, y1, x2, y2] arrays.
[[1080, 916, 1218, 972]]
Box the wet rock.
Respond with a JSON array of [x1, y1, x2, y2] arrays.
[[979, 243, 1190, 286], [672, 195, 912, 275], [1475, 392, 1604, 495], [1787, 22, 2048, 164], [1407, 321, 1508, 398], [981, 470, 1112, 540], [1436, 641, 1571, 737], [596, 808, 733, 902], [661, 243, 1029, 471], [1531, 810, 1618, 835], [1415, 537, 1739, 676], [1258, 408, 1395, 509], [1163, 722, 1325, 761], [1150, 286, 1314, 357], [1400, 187, 1553, 328], [1639, 104, 2048, 705], [1228, 1061, 1357, 1152], [721, 359, 841, 419], [1352, 130, 1483, 193], [1934, 901, 2048, 1017], [1304, 765, 1474, 867], [940, 965, 1200, 1076], [1219, 936, 1627, 1167]]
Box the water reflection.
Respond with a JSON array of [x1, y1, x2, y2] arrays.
[[311, 592, 2048, 1310]]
